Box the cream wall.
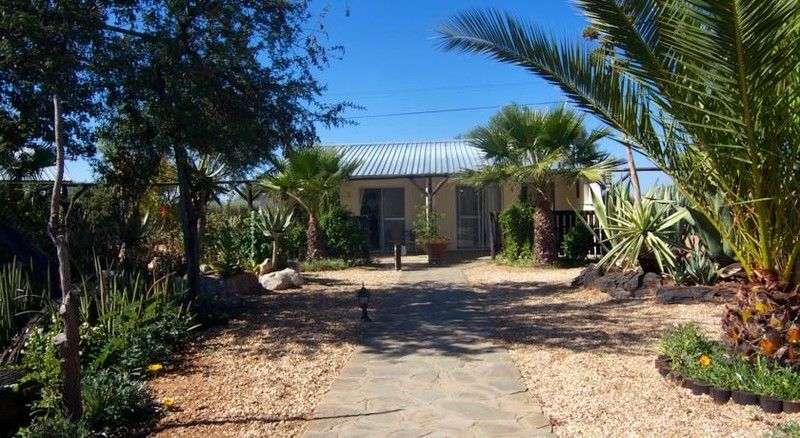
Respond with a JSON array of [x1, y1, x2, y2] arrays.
[[340, 176, 596, 251]]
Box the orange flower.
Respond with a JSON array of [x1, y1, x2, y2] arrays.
[[699, 355, 712, 366], [163, 398, 175, 409]]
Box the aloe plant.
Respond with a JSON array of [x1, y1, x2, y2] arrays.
[[255, 206, 294, 271]]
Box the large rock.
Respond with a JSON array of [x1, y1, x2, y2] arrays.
[[259, 268, 304, 291], [635, 272, 663, 298], [572, 264, 601, 287], [225, 271, 267, 295], [655, 286, 719, 304]]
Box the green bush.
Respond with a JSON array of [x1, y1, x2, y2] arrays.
[[205, 209, 272, 274], [82, 370, 153, 433], [561, 224, 594, 262], [498, 203, 533, 261], [16, 410, 89, 438], [298, 258, 349, 272], [320, 205, 368, 263]]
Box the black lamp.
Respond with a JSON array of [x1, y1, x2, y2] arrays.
[[357, 282, 371, 322]]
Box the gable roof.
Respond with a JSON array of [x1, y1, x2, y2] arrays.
[[325, 140, 488, 179]]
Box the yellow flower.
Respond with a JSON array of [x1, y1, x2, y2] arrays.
[[699, 355, 712, 366], [163, 398, 175, 409], [147, 364, 163, 373]]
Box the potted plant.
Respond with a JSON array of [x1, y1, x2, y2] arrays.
[[413, 208, 449, 264]]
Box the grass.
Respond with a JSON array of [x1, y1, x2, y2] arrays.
[[297, 258, 349, 272]]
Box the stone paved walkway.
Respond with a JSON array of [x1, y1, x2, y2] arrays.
[[305, 263, 553, 437]]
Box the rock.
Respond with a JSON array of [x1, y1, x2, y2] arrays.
[[225, 271, 267, 295], [622, 271, 644, 292], [607, 288, 633, 299], [572, 264, 601, 287], [634, 272, 662, 298], [257, 258, 274, 276], [259, 268, 303, 291], [655, 286, 719, 304]]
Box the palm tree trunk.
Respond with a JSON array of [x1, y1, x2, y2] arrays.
[[306, 214, 324, 261], [532, 187, 558, 264], [48, 93, 82, 419]]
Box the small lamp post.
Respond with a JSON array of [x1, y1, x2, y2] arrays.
[[357, 282, 371, 322]]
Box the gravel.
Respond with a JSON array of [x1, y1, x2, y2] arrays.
[[462, 263, 800, 437], [148, 265, 401, 437]]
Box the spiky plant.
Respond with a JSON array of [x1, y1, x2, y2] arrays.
[[438, 0, 800, 365], [255, 206, 294, 271]]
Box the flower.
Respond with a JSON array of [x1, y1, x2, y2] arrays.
[[699, 355, 712, 366], [162, 398, 175, 409], [147, 363, 163, 373]]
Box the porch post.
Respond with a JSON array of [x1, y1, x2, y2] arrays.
[[425, 176, 433, 225]]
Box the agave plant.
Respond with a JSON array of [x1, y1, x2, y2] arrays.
[[592, 184, 687, 272], [254, 206, 294, 271]]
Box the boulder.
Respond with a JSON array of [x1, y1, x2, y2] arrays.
[[634, 272, 662, 298], [655, 286, 719, 304], [259, 268, 304, 291], [257, 258, 274, 276], [572, 264, 601, 287], [622, 271, 644, 292], [224, 271, 267, 295]]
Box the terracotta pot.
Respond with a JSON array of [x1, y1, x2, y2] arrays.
[[760, 396, 784, 414], [731, 390, 759, 406], [422, 240, 448, 264], [783, 400, 800, 413], [690, 380, 711, 395], [709, 387, 731, 404]]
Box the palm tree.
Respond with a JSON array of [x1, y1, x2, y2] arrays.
[[463, 104, 619, 264], [260, 146, 359, 261], [437, 2, 800, 364]]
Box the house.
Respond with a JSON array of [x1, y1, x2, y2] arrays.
[[328, 140, 600, 253]]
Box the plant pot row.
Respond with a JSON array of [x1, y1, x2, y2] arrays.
[[655, 355, 800, 414]]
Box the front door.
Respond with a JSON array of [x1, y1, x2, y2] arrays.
[[456, 185, 500, 249], [360, 188, 405, 251]]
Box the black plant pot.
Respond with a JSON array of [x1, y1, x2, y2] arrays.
[[760, 396, 784, 414], [784, 400, 800, 413], [732, 390, 759, 406], [655, 356, 671, 377], [709, 387, 731, 404], [680, 377, 694, 389], [690, 380, 711, 395]]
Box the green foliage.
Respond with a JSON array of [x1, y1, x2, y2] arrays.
[[0, 185, 51, 255], [81, 370, 153, 433], [16, 409, 89, 438], [412, 207, 445, 244], [0, 259, 49, 347], [205, 209, 271, 275], [320, 205, 368, 263], [592, 184, 687, 272], [561, 224, 594, 262], [669, 241, 721, 286], [298, 258, 350, 272], [20, 323, 63, 409], [498, 202, 533, 261], [768, 422, 800, 438]]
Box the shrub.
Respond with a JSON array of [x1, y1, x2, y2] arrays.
[[82, 370, 153, 433], [205, 209, 271, 275], [498, 202, 533, 261], [669, 241, 720, 286], [0, 259, 49, 348], [16, 409, 89, 438], [320, 205, 368, 263], [298, 258, 349, 272], [561, 224, 594, 262]]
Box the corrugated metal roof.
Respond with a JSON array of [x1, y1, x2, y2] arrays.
[[324, 140, 488, 179]]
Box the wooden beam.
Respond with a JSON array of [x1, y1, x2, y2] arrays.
[[407, 177, 426, 194], [431, 177, 449, 196]]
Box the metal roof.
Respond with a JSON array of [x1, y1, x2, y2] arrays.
[[324, 140, 488, 179]]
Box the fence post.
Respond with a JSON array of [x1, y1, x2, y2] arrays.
[[394, 244, 402, 271], [488, 211, 496, 260]]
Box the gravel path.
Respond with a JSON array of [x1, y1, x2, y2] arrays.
[[148, 266, 401, 437], [305, 263, 553, 437], [463, 263, 800, 437]]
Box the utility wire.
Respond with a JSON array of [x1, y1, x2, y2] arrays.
[[345, 101, 566, 120], [327, 81, 538, 97]]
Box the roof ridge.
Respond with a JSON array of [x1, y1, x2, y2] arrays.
[[321, 139, 472, 147]]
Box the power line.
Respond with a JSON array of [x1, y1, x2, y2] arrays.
[[327, 81, 538, 97], [345, 101, 566, 120]]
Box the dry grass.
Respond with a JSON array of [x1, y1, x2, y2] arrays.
[[148, 265, 401, 438], [463, 263, 800, 437]]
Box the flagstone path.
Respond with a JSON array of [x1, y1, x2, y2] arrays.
[[305, 262, 553, 437]]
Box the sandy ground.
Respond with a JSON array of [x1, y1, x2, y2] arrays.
[[463, 263, 800, 437], [148, 265, 401, 438]]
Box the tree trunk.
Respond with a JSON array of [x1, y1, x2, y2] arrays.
[[272, 235, 280, 270], [48, 93, 82, 419], [306, 214, 324, 261], [532, 187, 558, 265], [174, 145, 200, 299], [625, 143, 642, 205], [196, 201, 207, 257]]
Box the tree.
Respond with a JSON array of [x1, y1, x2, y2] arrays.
[[438, 1, 800, 364], [261, 146, 358, 261], [1, 0, 106, 418], [463, 104, 618, 264], [98, 0, 352, 298]]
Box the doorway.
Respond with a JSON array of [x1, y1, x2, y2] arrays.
[[360, 188, 405, 251], [456, 185, 500, 249]]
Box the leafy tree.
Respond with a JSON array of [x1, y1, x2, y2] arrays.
[[261, 146, 359, 261], [1, 0, 107, 418], [438, 1, 800, 363], [462, 104, 618, 264], [97, 0, 352, 297]]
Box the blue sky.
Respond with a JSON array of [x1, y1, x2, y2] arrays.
[[69, 0, 666, 188]]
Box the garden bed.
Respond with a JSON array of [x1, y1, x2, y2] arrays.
[[148, 265, 400, 437], [463, 263, 800, 436]]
